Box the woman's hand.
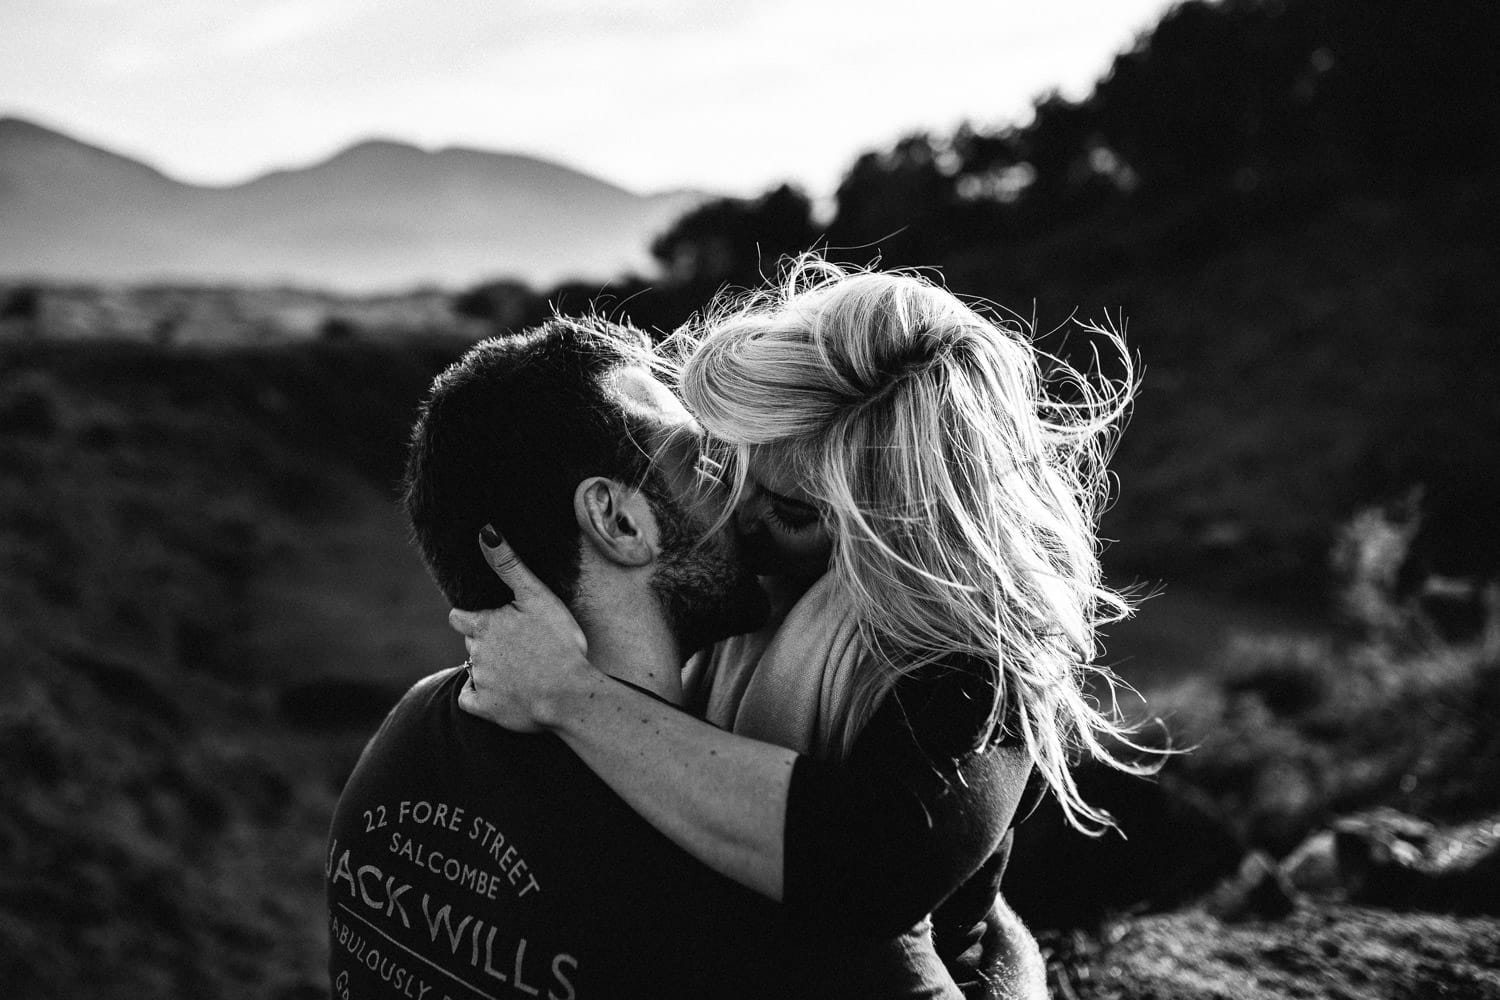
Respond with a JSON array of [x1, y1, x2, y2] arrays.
[[448, 530, 791, 903], [449, 525, 596, 733]]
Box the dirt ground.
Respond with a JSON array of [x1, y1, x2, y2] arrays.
[[1070, 903, 1500, 1000]]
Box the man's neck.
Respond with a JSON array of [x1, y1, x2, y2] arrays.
[[577, 613, 686, 705]]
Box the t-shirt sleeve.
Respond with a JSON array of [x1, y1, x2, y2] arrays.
[[783, 665, 1033, 934]]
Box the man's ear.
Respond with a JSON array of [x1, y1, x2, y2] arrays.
[[574, 477, 655, 568]]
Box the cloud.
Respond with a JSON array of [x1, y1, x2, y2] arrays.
[[218, 0, 361, 54], [1, 0, 1178, 194]]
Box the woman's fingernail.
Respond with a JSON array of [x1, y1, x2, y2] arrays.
[[480, 523, 501, 547]]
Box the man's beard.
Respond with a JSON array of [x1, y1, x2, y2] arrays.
[[646, 487, 770, 654]]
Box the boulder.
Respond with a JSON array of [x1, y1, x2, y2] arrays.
[[1206, 850, 1298, 922], [1333, 808, 1500, 914], [1279, 829, 1341, 895]]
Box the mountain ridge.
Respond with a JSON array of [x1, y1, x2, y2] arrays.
[[0, 115, 707, 291]]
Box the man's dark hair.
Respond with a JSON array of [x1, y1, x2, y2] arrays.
[[403, 316, 657, 610]]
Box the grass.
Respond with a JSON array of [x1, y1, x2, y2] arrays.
[[0, 336, 464, 999], [1155, 628, 1500, 854]]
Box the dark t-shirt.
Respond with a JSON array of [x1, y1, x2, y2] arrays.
[[784, 662, 1035, 998], [326, 667, 798, 1000]]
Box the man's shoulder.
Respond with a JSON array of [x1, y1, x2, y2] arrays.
[[358, 665, 464, 736], [371, 663, 572, 774], [405, 664, 466, 699], [339, 665, 468, 780]]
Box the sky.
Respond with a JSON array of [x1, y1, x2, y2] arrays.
[[2, 0, 1181, 198]]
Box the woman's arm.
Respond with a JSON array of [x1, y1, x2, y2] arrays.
[[452, 532, 796, 901], [454, 533, 1028, 931], [543, 671, 796, 900]]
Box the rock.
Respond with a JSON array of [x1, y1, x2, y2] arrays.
[[1333, 808, 1500, 914], [1280, 829, 1341, 896], [1083, 902, 1500, 1000], [1207, 850, 1298, 922]]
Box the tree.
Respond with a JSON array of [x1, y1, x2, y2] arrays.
[[452, 279, 545, 335], [826, 135, 955, 266], [650, 184, 820, 291]]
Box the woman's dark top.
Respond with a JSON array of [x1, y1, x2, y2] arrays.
[[783, 662, 1035, 995]]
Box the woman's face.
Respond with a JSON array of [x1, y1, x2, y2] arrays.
[[734, 456, 834, 581]]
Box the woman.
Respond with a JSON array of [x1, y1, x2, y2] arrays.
[[452, 258, 1154, 997]]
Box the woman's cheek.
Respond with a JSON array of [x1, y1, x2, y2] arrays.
[[771, 524, 834, 570], [737, 521, 830, 577]]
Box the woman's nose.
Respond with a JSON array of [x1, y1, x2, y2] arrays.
[[734, 493, 767, 533]]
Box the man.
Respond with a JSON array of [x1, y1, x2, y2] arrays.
[[326, 317, 785, 1000]]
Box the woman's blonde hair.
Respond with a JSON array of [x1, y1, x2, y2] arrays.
[[670, 255, 1154, 834]]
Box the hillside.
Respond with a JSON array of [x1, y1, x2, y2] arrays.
[[0, 117, 705, 291], [0, 338, 465, 998], [4, 336, 1497, 1000]]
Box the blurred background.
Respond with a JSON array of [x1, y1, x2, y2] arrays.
[[2, 1, 1498, 997]]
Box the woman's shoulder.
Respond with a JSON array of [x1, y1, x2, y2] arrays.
[[839, 654, 1034, 839], [869, 652, 1019, 763]]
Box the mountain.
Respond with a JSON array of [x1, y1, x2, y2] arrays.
[[0, 116, 707, 291]]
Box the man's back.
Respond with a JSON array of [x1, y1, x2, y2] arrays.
[[327, 667, 792, 1000]]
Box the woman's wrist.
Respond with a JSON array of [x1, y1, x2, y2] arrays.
[[530, 658, 611, 732]]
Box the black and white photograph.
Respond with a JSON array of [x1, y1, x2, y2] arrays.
[[2, 2, 1497, 998]]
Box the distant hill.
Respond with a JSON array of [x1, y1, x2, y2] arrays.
[[0, 116, 707, 291]]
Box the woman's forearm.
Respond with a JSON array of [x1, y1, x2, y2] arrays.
[[534, 668, 797, 901]]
